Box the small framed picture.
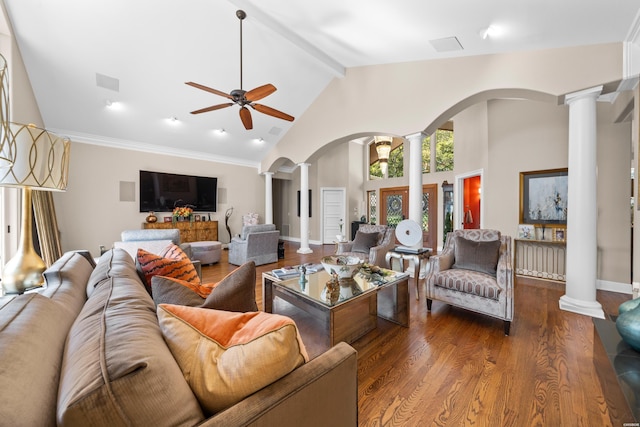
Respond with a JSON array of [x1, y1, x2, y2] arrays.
[[195, 214, 201, 222], [164, 216, 172, 223], [517, 224, 536, 240], [553, 228, 566, 242]]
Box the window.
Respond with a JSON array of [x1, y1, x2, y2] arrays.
[[422, 134, 431, 173], [435, 127, 454, 172], [367, 190, 377, 225]]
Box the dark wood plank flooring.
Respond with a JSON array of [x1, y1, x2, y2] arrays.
[[201, 241, 631, 426]]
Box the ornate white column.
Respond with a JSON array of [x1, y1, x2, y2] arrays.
[[406, 133, 423, 240], [559, 86, 605, 319], [297, 163, 312, 254], [263, 172, 273, 225]]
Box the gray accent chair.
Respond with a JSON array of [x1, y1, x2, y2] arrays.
[[425, 229, 514, 335], [228, 224, 280, 266], [114, 229, 201, 277], [335, 224, 396, 267]]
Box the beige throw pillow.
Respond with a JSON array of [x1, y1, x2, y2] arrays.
[[157, 305, 308, 414]]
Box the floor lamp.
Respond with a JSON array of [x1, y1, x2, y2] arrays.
[[0, 123, 70, 294]]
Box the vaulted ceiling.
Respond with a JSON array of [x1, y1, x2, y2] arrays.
[[3, 0, 640, 167]]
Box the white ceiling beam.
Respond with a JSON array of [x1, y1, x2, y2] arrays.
[[228, 0, 346, 78]]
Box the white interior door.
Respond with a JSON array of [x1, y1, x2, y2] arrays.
[[321, 188, 346, 244]]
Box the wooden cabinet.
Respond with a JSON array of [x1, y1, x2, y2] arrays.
[[143, 221, 218, 243]]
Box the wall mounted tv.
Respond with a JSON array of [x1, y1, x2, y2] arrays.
[[139, 170, 217, 212]]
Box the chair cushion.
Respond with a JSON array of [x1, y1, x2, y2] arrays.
[[351, 231, 380, 254], [452, 236, 500, 276], [157, 305, 308, 415], [432, 268, 502, 300], [151, 261, 258, 312], [136, 244, 200, 293]]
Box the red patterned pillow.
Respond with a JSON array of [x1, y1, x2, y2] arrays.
[[137, 244, 200, 291]]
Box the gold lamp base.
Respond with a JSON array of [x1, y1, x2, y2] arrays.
[[2, 249, 46, 294], [1, 187, 46, 295]]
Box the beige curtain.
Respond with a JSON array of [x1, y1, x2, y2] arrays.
[[32, 190, 63, 267]]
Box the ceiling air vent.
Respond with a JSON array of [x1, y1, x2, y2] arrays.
[[429, 36, 464, 53], [96, 73, 120, 92]]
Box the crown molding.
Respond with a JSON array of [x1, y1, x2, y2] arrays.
[[48, 128, 261, 170]]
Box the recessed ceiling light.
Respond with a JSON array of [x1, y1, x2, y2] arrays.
[[167, 116, 179, 124], [215, 128, 226, 135], [480, 25, 503, 39], [105, 99, 121, 110], [254, 137, 265, 144]]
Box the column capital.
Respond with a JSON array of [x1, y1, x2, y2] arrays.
[[297, 162, 311, 168], [405, 132, 425, 143], [564, 86, 603, 105], [262, 171, 274, 177]]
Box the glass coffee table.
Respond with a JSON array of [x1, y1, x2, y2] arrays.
[[263, 267, 409, 347]]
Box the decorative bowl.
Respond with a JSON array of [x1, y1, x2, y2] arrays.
[[321, 255, 363, 279]]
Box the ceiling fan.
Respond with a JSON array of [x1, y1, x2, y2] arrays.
[[186, 10, 294, 130]]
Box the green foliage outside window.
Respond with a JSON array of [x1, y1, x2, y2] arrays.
[[422, 135, 431, 173], [436, 129, 454, 172]]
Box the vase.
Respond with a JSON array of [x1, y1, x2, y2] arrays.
[[616, 300, 640, 352], [145, 212, 157, 223]]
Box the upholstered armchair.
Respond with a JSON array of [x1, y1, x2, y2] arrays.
[[335, 224, 396, 267], [425, 229, 514, 335], [228, 224, 280, 266]]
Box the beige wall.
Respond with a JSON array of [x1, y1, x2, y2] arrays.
[[53, 143, 265, 257], [261, 43, 623, 171]]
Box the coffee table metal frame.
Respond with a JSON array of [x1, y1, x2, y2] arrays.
[[263, 270, 409, 347]]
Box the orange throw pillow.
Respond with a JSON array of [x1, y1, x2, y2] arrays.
[[137, 244, 200, 290]]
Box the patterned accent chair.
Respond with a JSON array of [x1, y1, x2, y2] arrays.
[[228, 224, 280, 266], [425, 229, 514, 335], [335, 224, 396, 267]]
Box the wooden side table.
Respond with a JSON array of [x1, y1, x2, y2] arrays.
[[385, 248, 432, 300]]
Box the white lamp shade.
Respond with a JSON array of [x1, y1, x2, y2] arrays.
[[0, 123, 70, 190]]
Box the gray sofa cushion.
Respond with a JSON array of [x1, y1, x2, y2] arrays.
[[452, 236, 501, 276], [57, 249, 204, 427], [151, 261, 258, 312]]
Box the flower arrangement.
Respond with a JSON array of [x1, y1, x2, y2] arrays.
[[172, 206, 194, 224], [173, 206, 193, 218]]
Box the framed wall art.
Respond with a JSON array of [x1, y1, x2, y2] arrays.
[[519, 168, 568, 225], [517, 224, 536, 240]]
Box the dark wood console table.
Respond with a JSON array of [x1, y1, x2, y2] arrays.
[[143, 221, 218, 243]]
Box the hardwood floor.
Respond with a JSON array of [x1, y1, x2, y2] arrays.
[[201, 241, 632, 426]]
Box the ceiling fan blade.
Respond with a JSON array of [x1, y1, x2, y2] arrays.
[[251, 103, 295, 122], [190, 103, 234, 114], [185, 82, 233, 100], [245, 83, 276, 102], [239, 106, 253, 130]]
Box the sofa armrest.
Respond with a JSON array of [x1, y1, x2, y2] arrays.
[[199, 342, 358, 427], [428, 250, 454, 274]]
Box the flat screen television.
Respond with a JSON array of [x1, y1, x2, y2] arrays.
[[139, 170, 217, 212]]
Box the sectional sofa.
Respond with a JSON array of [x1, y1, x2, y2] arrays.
[[0, 248, 358, 426]]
